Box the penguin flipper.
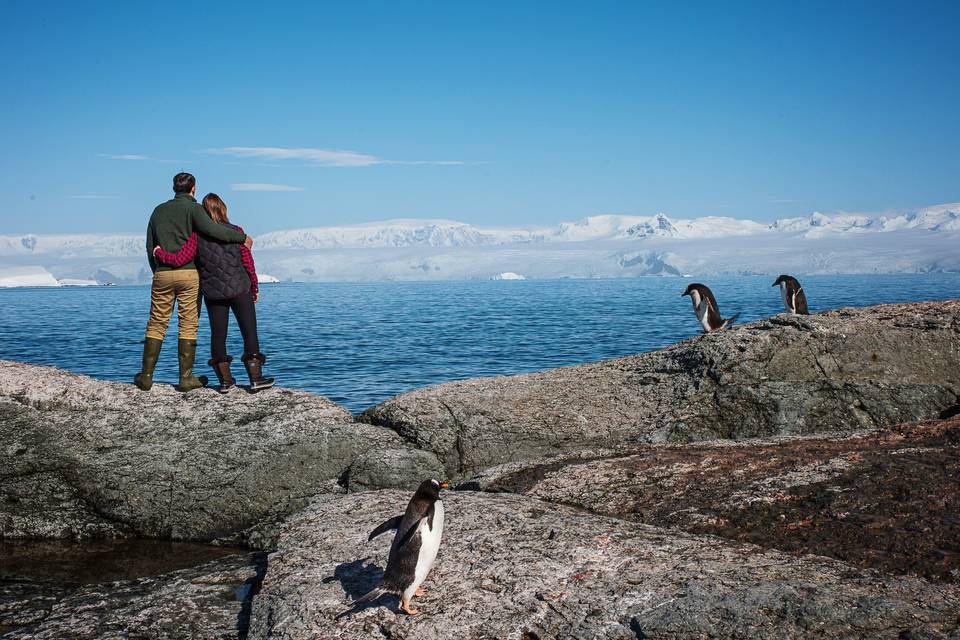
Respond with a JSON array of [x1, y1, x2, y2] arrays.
[[368, 515, 403, 541], [397, 513, 429, 548], [389, 504, 436, 551]]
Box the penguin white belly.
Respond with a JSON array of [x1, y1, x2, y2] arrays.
[[780, 283, 793, 313], [696, 298, 712, 331], [403, 500, 444, 600]]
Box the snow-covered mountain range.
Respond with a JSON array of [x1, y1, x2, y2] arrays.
[[252, 203, 960, 249], [1, 203, 958, 285]]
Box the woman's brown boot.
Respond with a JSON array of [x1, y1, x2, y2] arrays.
[[208, 357, 236, 394], [242, 353, 275, 392]]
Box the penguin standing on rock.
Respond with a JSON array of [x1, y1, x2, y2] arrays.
[[772, 275, 809, 314], [350, 479, 448, 616], [681, 283, 739, 333]]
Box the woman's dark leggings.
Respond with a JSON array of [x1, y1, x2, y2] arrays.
[[205, 292, 260, 361]]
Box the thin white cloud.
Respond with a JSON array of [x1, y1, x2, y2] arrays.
[[231, 183, 305, 192], [99, 153, 151, 161], [69, 195, 118, 199], [206, 146, 465, 167]]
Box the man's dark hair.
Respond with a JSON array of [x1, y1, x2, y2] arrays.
[[173, 172, 196, 194]]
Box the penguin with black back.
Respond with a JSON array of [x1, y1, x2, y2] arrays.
[[347, 478, 448, 616], [772, 274, 809, 314], [681, 283, 739, 333]]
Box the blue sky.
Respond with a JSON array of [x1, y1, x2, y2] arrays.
[[1, 1, 957, 235]]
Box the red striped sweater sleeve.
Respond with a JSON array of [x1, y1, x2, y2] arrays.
[[153, 233, 198, 267], [238, 227, 259, 295]]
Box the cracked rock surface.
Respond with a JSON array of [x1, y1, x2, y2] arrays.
[[249, 491, 960, 640], [0, 361, 421, 541], [1, 552, 264, 639], [362, 301, 960, 479]]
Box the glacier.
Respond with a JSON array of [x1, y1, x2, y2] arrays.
[[0, 203, 957, 285]]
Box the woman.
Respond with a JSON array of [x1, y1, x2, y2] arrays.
[[153, 193, 275, 392]]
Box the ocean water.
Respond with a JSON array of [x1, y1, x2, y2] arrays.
[[1, 275, 958, 414]]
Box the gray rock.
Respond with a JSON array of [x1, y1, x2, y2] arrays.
[[2, 552, 263, 639], [248, 491, 960, 639], [0, 582, 71, 635], [362, 301, 960, 478], [344, 447, 447, 493], [0, 361, 406, 541]]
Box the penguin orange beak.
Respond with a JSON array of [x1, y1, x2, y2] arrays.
[[439, 481, 450, 490]]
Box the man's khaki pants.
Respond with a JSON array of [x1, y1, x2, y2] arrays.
[[145, 269, 201, 341]]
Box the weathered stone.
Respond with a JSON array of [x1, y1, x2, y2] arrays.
[[0, 582, 70, 636], [2, 552, 264, 639], [478, 415, 960, 583], [344, 447, 447, 493], [249, 491, 960, 640], [362, 301, 960, 478], [0, 361, 404, 541]]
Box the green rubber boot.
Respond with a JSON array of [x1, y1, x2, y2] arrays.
[[177, 339, 208, 392], [134, 338, 163, 391]]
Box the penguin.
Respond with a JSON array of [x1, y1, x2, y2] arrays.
[[681, 283, 739, 333], [772, 274, 809, 315], [350, 479, 448, 616]]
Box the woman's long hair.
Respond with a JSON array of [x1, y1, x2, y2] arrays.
[[202, 193, 230, 224]]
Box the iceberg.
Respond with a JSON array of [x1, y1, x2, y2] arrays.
[[0, 266, 60, 288]]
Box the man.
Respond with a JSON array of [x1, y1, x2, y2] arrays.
[[133, 172, 253, 392]]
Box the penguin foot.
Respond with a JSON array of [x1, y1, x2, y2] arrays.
[[415, 587, 426, 597], [400, 601, 419, 616]]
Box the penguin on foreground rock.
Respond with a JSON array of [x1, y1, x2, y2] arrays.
[[681, 283, 739, 333], [773, 274, 809, 315], [346, 479, 449, 616]]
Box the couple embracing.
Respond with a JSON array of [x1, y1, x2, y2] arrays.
[[133, 172, 275, 393]]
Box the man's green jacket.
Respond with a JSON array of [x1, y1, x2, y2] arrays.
[[145, 193, 247, 272]]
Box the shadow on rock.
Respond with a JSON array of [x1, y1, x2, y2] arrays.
[[324, 557, 384, 601], [325, 558, 397, 618], [236, 552, 269, 640]]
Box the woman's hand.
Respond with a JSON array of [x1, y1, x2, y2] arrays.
[[253, 292, 260, 304]]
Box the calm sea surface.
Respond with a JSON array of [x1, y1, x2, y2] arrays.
[[1, 275, 958, 414]]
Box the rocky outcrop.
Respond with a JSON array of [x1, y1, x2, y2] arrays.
[[475, 415, 960, 583], [0, 361, 440, 542], [249, 490, 960, 640], [362, 301, 960, 478], [4, 300, 960, 639], [343, 447, 447, 493], [1, 552, 263, 639]]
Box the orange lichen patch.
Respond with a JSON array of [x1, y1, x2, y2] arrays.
[[569, 570, 598, 582], [785, 518, 814, 531]]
